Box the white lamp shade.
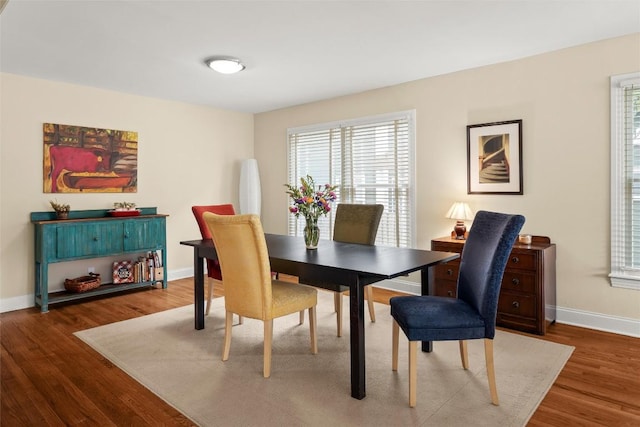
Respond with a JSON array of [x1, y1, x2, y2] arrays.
[[445, 202, 473, 221], [239, 159, 261, 215]]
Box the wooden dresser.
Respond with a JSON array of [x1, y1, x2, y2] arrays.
[[431, 235, 556, 335]]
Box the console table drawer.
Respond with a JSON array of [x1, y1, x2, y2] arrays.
[[56, 222, 124, 259]]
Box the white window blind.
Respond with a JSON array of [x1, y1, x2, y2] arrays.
[[610, 72, 640, 290], [287, 111, 415, 247]]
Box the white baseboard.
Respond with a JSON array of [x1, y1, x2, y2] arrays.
[[0, 294, 35, 314], [3, 272, 639, 338], [555, 306, 640, 338]]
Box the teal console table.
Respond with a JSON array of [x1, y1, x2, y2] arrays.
[[31, 207, 168, 312]]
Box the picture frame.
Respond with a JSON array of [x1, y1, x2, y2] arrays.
[[467, 119, 523, 195], [113, 260, 134, 284]]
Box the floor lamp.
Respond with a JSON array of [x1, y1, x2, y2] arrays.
[[239, 158, 261, 216]]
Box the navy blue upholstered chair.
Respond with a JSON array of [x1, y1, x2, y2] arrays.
[[390, 210, 525, 407]]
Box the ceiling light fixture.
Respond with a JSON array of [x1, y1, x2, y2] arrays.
[[204, 56, 245, 74]]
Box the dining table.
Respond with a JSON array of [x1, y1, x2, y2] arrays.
[[180, 234, 459, 400]]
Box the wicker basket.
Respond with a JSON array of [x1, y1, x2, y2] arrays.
[[64, 273, 101, 293]]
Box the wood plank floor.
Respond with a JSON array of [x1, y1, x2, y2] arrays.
[[2, 277, 639, 426]]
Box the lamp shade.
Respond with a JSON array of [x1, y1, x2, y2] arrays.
[[239, 159, 261, 216], [445, 202, 474, 221]]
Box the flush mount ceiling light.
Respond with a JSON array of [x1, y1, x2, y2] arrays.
[[204, 56, 245, 74]]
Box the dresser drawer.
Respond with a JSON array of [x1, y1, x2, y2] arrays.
[[501, 271, 536, 294], [434, 281, 457, 298], [506, 251, 537, 270], [498, 291, 537, 318], [434, 263, 459, 281]]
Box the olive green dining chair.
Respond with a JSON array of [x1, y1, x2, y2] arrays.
[[332, 203, 384, 336], [298, 203, 384, 336]]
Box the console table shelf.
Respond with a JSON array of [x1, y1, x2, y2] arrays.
[[31, 207, 168, 312]]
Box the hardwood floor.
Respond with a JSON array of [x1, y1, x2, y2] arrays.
[[2, 277, 639, 426]]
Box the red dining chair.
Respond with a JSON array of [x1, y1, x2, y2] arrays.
[[192, 204, 237, 316]]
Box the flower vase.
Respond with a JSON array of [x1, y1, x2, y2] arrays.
[[304, 216, 320, 249]]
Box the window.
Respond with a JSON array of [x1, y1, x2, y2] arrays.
[[287, 111, 416, 247], [610, 72, 640, 289]]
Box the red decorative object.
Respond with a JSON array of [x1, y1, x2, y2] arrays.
[[113, 261, 134, 283], [108, 210, 141, 217]]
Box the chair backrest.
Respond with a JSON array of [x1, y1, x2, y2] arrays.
[[203, 213, 273, 320], [192, 204, 236, 239], [333, 203, 384, 245], [192, 204, 236, 280], [456, 210, 525, 338]]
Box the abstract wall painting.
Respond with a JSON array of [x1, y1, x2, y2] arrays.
[[43, 123, 138, 193]]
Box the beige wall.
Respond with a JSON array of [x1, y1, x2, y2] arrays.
[[0, 73, 254, 308], [2, 34, 638, 334], [255, 34, 640, 329]]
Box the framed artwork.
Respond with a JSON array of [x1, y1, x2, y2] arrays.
[[467, 119, 523, 195], [43, 123, 138, 193], [113, 261, 134, 284]]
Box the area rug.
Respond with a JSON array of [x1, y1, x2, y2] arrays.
[[75, 291, 573, 426]]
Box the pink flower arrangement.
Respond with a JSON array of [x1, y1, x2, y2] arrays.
[[285, 175, 338, 222]]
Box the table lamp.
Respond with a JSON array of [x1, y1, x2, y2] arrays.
[[445, 202, 474, 240]]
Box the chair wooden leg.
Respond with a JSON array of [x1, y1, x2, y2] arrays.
[[222, 310, 233, 361], [336, 292, 343, 337], [484, 338, 499, 406], [309, 306, 318, 354], [409, 340, 417, 407], [299, 310, 304, 325], [238, 315, 243, 325], [205, 279, 214, 316], [365, 285, 376, 322], [392, 320, 399, 371], [459, 340, 469, 370], [264, 319, 273, 378]]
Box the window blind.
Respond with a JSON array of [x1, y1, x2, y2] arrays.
[[610, 73, 640, 289], [287, 111, 415, 247]]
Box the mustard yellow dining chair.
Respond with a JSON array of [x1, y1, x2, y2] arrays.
[[192, 204, 236, 316], [332, 203, 384, 337], [203, 212, 318, 378]]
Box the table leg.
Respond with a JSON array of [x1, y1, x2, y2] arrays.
[[349, 274, 366, 399], [194, 252, 205, 330], [421, 266, 433, 352]]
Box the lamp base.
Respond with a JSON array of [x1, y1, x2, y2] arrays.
[[453, 221, 466, 240]]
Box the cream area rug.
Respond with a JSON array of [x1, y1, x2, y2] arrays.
[[75, 291, 573, 427]]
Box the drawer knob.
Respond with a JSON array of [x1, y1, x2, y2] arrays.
[[512, 301, 520, 309], [93, 237, 99, 242], [511, 278, 520, 286], [447, 290, 453, 297], [446, 268, 453, 276], [511, 256, 520, 264]]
